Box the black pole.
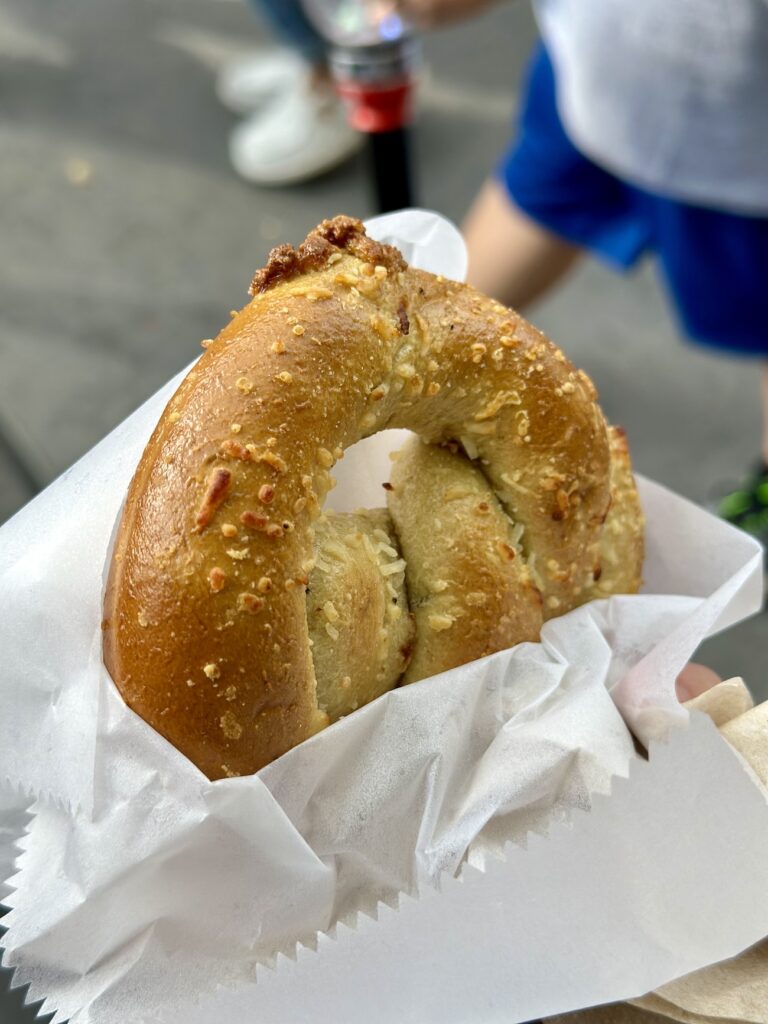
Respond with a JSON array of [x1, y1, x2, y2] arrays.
[[367, 127, 415, 213]]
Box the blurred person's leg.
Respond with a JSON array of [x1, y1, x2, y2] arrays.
[[248, 0, 327, 63], [464, 44, 649, 310], [218, 0, 327, 112], [463, 178, 582, 309], [219, 0, 361, 185]]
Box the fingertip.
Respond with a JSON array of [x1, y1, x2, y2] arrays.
[[676, 662, 722, 702]]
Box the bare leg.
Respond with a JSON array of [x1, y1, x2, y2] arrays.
[[761, 365, 768, 464], [462, 178, 583, 311]]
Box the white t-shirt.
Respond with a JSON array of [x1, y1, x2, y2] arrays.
[[533, 0, 768, 215]]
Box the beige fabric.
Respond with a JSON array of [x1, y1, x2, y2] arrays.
[[721, 703, 768, 790], [637, 947, 768, 1022], [683, 679, 754, 729], [547, 1000, 681, 1023]]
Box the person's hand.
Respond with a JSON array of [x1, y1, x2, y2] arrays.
[[394, 0, 499, 30], [676, 662, 722, 702]]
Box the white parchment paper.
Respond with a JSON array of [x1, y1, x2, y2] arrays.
[[166, 713, 768, 1024], [0, 211, 765, 1024]]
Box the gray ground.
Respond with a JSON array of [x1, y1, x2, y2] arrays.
[[0, 1, 765, 1020]]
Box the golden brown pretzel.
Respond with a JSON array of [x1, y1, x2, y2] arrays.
[[103, 216, 643, 780]]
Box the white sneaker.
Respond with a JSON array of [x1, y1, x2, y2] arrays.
[[229, 79, 362, 186], [216, 49, 307, 114]]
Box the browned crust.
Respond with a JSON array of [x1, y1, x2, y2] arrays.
[[249, 216, 406, 296], [103, 215, 643, 780]]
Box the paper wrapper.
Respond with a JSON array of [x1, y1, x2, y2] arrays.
[[0, 211, 767, 1024], [547, 684, 768, 1024]]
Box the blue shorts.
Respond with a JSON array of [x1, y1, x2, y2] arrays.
[[498, 44, 768, 356]]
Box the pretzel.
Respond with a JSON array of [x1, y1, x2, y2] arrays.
[[103, 216, 643, 780]]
